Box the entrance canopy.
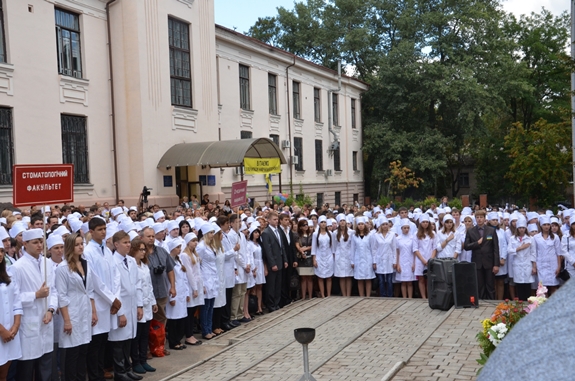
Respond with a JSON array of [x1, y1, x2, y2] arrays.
[[157, 138, 287, 168]]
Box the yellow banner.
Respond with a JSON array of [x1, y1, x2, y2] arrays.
[[243, 157, 282, 174]]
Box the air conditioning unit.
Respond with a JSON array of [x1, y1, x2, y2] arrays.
[[291, 156, 299, 165], [326, 169, 333, 176], [281, 140, 291, 149]]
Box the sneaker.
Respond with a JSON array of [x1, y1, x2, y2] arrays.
[[132, 365, 146, 375], [142, 363, 156, 372]]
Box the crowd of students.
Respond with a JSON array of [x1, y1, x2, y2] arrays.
[[1, 199, 575, 381]]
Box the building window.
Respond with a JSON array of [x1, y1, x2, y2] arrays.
[[269, 134, 279, 146], [239, 64, 250, 110], [293, 81, 301, 119], [335, 191, 341, 207], [61, 114, 89, 184], [333, 148, 341, 171], [315, 140, 323, 171], [0, 107, 13, 185], [353, 193, 359, 204], [332, 93, 339, 126], [458, 173, 470, 188], [169, 17, 192, 107], [268, 74, 277, 115], [352, 151, 358, 171], [351, 98, 356, 129], [240, 131, 252, 139], [314, 88, 321, 122], [55, 8, 82, 78], [317, 193, 324, 208], [293, 137, 303, 171], [0, 3, 6, 63]]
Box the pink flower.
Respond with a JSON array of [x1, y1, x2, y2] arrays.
[[536, 282, 548, 298], [524, 300, 538, 314]]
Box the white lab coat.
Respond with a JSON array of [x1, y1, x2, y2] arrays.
[[332, 230, 354, 277], [10, 250, 57, 360], [371, 231, 397, 275], [414, 234, 437, 276], [108, 254, 142, 341], [248, 241, 265, 286], [533, 233, 561, 286], [230, 231, 248, 285], [0, 273, 23, 366], [395, 233, 416, 282], [83, 241, 118, 334], [505, 229, 515, 278], [561, 235, 575, 278], [494, 228, 508, 276], [55, 261, 94, 348], [312, 232, 334, 278], [198, 241, 220, 300], [350, 234, 375, 280], [136, 262, 155, 323], [166, 260, 188, 320], [221, 232, 238, 289], [435, 231, 460, 259], [508, 235, 536, 284], [50, 258, 65, 344], [180, 252, 204, 307]]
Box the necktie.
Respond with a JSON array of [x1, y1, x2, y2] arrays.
[[123, 257, 129, 269], [478, 227, 484, 238], [274, 229, 281, 247], [100, 244, 105, 255]]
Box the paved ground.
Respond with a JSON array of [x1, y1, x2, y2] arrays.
[[143, 297, 497, 381]]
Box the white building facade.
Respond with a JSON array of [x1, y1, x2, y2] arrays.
[[0, 0, 367, 208]]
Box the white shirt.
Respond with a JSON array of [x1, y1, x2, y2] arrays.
[[0, 274, 23, 365]]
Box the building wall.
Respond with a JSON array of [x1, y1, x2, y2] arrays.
[[0, 0, 366, 209]]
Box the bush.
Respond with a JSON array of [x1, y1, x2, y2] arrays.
[[448, 198, 463, 210], [378, 196, 391, 207], [422, 197, 439, 209]]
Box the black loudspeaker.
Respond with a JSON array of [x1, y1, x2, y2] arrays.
[[452, 262, 479, 308], [427, 258, 457, 311]]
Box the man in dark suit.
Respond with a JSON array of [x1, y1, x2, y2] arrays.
[[278, 213, 298, 306], [261, 211, 288, 311], [464, 210, 500, 299]]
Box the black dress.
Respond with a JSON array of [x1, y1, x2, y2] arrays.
[[295, 233, 314, 268]]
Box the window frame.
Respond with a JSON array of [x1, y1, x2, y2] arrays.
[[55, 8, 83, 79], [333, 147, 341, 172], [458, 173, 470, 188], [168, 17, 192, 108], [0, 107, 13, 185], [240, 131, 252, 139], [332, 93, 339, 126], [239, 64, 251, 110], [0, 2, 7, 63], [315, 139, 323, 171], [316, 193, 324, 209], [352, 151, 358, 171], [269, 134, 280, 146], [335, 191, 341, 207], [313, 87, 321, 122], [292, 80, 301, 119], [268, 73, 278, 115], [61, 114, 90, 184], [293, 137, 303, 171], [351, 98, 357, 129]]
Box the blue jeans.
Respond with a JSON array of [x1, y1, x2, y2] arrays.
[[200, 298, 215, 336], [377, 273, 393, 297]]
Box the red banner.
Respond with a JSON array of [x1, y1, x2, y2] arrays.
[[13, 164, 74, 207], [230, 180, 248, 208]]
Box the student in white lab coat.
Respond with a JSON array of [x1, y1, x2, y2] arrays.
[[507, 218, 536, 302], [10, 228, 58, 381], [487, 212, 508, 300], [333, 214, 354, 297], [46, 233, 65, 381], [435, 214, 460, 260], [414, 214, 437, 300], [312, 216, 334, 298], [534, 216, 561, 295], [561, 215, 575, 279], [395, 219, 416, 298], [83, 218, 122, 381], [0, 245, 22, 380], [165, 238, 189, 350], [371, 217, 397, 297], [108, 231, 143, 381], [198, 224, 218, 340], [180, 233, 203, 346], [128, 238, 157, 374], [351, 217, 375, 297], [55, 233, 97, 381]]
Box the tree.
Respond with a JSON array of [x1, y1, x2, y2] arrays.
[[385, 160, 423, 197], [504, 117, 571, 208]]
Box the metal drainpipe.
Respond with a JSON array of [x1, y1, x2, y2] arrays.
[[286, 55, 296, 194], [106, 0, 120, 204], [327, 61, 342, 150]]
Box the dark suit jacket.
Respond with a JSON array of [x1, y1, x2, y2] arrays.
[[261, 226, 288, 269], [279, 227, 297, 265], [464, 225, 500, 270]]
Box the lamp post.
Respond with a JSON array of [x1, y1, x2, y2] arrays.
[[294, 328, 317, 381]]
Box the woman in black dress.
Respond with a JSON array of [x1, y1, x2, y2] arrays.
[[295, 220, 314, 299]]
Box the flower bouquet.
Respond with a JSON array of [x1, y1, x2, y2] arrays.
[[476, 283, 548, 372]]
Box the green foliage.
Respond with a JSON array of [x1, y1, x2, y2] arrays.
[[422, 197, 439, 209], [448, 198, 463, 210], [377, 196, 391, 207], [285, 183, 316, 208]]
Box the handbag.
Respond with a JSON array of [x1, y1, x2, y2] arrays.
[[558, 237, 571, 281]]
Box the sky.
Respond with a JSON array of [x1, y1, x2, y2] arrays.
[[215, 0, 569, 34]]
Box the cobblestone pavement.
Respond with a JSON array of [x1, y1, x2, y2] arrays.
[[159, 297, 495, 381]]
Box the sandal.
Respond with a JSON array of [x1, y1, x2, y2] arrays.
[[170, 344, 185, 350], [185, 340, 202, 346], [213, 328, 224, 335], [202, 334, 214, 340]]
